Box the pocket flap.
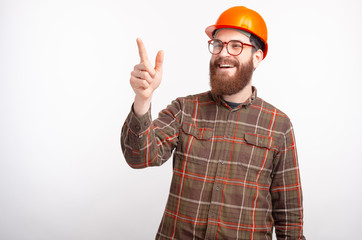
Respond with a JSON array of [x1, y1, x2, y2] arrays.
[[182, 123, 213, 140], [244, 132, 273, 149]]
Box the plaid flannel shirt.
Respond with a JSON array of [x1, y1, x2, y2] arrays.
[[121, 88, 305, 240]]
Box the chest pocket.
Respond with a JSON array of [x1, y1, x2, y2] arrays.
[[240, 132, 274, 173], [177, 123, 213, 165], [182, 123, 213, 140]]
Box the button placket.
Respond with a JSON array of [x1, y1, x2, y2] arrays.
[[224, 111, 233, 139]]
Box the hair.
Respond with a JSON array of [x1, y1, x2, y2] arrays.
[[250, 33, 266, 53]]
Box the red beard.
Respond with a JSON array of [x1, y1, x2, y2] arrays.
[[209, 56, 254, 96]]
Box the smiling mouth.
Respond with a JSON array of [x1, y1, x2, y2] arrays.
[[218, 64, 235, 69]]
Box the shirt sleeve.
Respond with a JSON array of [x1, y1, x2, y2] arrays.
[[121, 99, 182, 169], [271, 121, 305, 239]]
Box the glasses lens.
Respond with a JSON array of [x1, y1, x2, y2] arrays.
[[227, 40, 243, 56], [209, 40, 223, 54]]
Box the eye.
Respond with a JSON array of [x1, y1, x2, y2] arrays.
[[230, 42, 242, 49], [213, 41, 223, 49]]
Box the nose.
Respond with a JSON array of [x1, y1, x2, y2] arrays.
[[218, 44, 230, 57]]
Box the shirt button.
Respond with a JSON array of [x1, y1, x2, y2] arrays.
[[219, 160, 224, 164], [211, 212, 215, 218], [216, 186, 220, 191]]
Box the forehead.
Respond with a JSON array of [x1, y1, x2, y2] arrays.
[[214, 29, 250, 43]]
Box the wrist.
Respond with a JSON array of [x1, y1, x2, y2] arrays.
[[133, 95, 151, 117]]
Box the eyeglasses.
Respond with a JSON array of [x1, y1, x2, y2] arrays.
[[208, 39, 255, 56]]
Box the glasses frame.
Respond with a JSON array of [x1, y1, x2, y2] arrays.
[[208, 39, 255, 56]]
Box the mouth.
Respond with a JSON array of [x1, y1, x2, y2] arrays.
[[218, 64, 235, 69], [211, 58, 239, 75], [214, 58, 238, 70], [217, 64, 237, 73]]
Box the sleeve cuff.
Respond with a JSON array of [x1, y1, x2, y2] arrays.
[[126, 104, 152, 136]]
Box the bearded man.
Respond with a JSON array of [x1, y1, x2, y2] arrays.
[[121, 6, 305, 240]]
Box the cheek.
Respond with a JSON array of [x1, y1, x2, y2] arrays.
[[241, 48, 254, 59], [210, 56, 217, 64], [238, 54, 253, 66]]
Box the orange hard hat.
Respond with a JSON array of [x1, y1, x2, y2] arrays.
[[205, 6, 268, 59]]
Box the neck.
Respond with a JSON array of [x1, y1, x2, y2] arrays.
[[222, 83, 252, 103]]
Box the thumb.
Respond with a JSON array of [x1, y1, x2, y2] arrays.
[[154, 50, 164, 72]]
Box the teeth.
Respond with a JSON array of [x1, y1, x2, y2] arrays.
[[219, 64, 234, 68]]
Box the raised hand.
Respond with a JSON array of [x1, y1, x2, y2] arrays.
[[130, 38, 164, 116]]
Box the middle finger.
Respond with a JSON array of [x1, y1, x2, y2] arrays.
[[133, 62, 156, 77], [138, 70, 152, 84]]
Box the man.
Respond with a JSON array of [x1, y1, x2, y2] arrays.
[[121, 6, 305, 240]]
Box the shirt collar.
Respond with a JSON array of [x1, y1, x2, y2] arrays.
[[209, 86, 258, 110]]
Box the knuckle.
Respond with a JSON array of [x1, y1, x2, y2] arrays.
[[140, 61, 149, 70], [134, 64, 142, 70]]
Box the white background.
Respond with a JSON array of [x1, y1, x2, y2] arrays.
[[1, 0, 361, 239]]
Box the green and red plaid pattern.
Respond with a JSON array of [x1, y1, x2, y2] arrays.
[[121, 88, 305, 240]]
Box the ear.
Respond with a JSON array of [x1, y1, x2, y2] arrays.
[[253, 49, 264, 69]]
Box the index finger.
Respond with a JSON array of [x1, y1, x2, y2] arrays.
[[136, 38, 149, 63]]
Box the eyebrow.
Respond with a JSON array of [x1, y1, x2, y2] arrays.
[[214, 39, 252, 45]]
